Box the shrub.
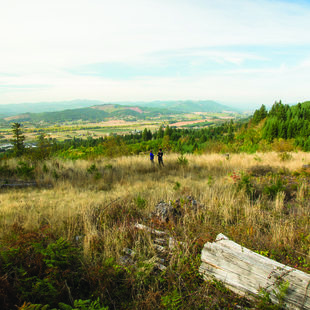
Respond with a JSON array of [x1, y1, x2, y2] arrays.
[[16, 161, 35, 179], [18, 298, 108, 310], [271, 139, 295, 152], [0, 164, 15, 178], [0, 230, 85, 308], [247, 165, 274, 177], [263, 178, 285, 199], [278, 152, 292, 161], [87, 164, 98, 174], [177, 154, 188, 166], [173, 181, 181, 191], [135, 195, 147, 210]]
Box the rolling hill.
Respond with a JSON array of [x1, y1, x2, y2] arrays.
[[1, 100, 239, 123]]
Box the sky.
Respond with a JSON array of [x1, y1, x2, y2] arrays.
[[0, 0, 310, 110]]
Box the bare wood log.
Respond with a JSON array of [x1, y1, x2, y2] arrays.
[[134, 223, 166, 236], [199, 234, 310, 310], [153, 244, 166, 253], [154, 238, 167, 245], [0, 182, 37, 188], [156, 263, 167, 271]]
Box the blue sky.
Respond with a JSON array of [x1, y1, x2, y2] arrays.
[[1, 0, 310, 109]]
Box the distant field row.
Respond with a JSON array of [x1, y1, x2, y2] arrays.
[[0, 113, 236, 142]]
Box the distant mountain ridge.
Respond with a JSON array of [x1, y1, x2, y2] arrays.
[[146, 100, 237, 113], [0, 99, 240, 118], [0, 100, 103, 117], [3, 104, 172, 123]]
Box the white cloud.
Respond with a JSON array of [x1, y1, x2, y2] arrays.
[[0, 0, 310, 107]]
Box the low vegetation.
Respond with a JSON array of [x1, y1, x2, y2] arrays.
[[0, 152, 309, 309]]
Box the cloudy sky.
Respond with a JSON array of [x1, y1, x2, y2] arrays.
[[1, 0, 310, 109]]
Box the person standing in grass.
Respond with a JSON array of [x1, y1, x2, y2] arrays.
[[157, 148, 164, 166], [150, 150, 154, 164]]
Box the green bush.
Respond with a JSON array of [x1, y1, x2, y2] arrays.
[[18, 298, 108, 310], [0, 230, 84, 308], [263, 178, 285, 199], [177, 154, 188, 166], [0, 164, 15, 177], [16, 161, 35, 179], [234, 172, 256, 198], [135, 195, 147, 209], [87, 164, 98, 174], [173, 181, 181, 191], [278, 152, 292, 162]]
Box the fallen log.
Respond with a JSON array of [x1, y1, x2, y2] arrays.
[[134, 223, 166, 236], [0, 181, 37, 188], [199, 234, 310, 310]]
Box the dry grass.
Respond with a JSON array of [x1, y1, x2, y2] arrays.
[[0, 152, 309, 269]]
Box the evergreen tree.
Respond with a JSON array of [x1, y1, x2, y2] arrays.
[[252, 104, 268, 124], [157, 125, 164, 138], [11, 122, 25, 156], [164, 125, 172, 137], [142, 128, 148, 141]]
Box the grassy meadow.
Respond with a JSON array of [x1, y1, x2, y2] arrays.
[[0, 152, 309, 309]]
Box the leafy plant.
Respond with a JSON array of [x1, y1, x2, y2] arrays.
[[0, 164, 15, 177], [161, 289, 182, 310], [135, 195, 147, 209], [257, 280, 290, 309], [173, 181, 181, 191], [42, 164, 49, 173], [18, 298, 108, 310], [87, 164, 98, 174], [52, 170, 59, 180], [233, 172, 255, 198], [278, 152, 292, 161], [177, 154, 188, 166], [254, 155, 262, 162], [263, 178, 285, 199], [16, 161, 35, 179], [207, 175, 213, 186]]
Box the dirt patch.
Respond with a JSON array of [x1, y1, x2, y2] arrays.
[[92, 104, 115, 111], [4, 114, 30, 121], [127, 107, 143, 114]]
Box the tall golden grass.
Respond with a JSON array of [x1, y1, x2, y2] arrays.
[[0, 152, 309, 267]]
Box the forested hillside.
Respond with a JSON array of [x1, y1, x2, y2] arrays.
[[2, 100, 309, 161], [258, 101, 310, 150]]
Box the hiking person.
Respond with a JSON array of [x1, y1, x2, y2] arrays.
[[157, 148, 164, 166], [150, 150, 154, 164]]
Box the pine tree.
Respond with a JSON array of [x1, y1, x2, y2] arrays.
[[142, 128, 148, 141], [164, 125, 172, 137], [11, 122, 25, 156], [157, 125, 164, 139]]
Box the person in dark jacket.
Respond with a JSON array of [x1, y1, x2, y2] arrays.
[[157, 148, 164, 166]]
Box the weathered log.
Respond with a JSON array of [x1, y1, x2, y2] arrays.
[[156, 263, 167, 271], [199, 234, 310, 310], [154, 238, 167, 245], [153, 244, 166, 253], [134, 223, 166, 236], [0, 182, 37, 188]]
